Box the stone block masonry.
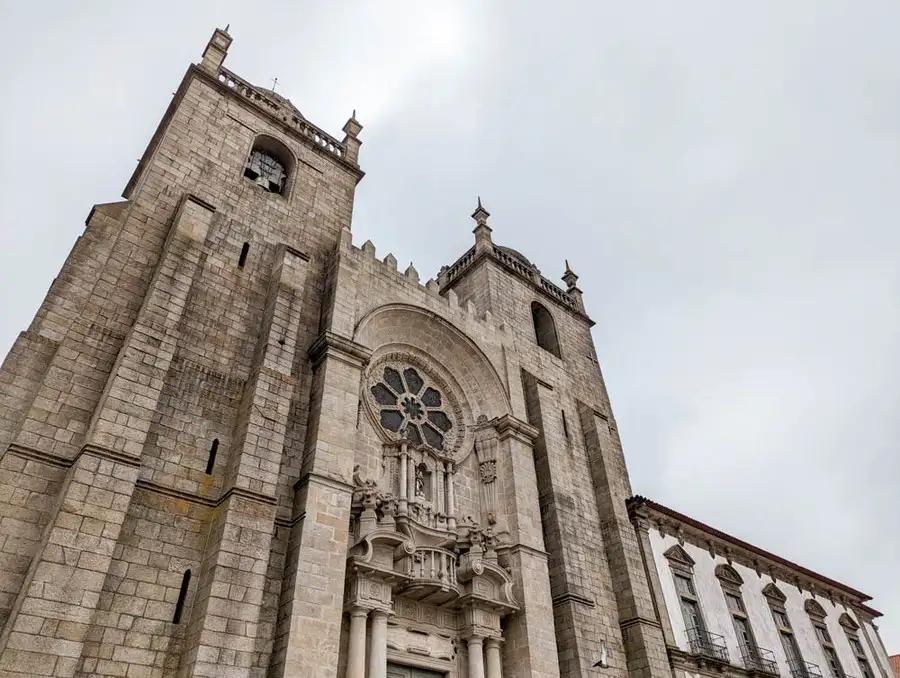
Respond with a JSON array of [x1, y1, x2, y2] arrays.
[[0, 24, 795, 678]]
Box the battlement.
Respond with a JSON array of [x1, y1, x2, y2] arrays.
[[339, 228, 505, 335]]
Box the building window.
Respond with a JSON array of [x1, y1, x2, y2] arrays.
[[806, 599, 844, 678], [173, 569, 192, 624], [531, 301, 561, 358], [664, 545, 728, 662], [716, 564, 776, 673], [764, 584, 818, 678], [369, 365, 454, 453], [243, 135, 293, 195], [840, 614, 875, 678]]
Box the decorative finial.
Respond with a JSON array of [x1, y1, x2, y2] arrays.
[[563, 259, 578, 286], [352, 108, 357, 119], [471, 197, 491, 226], [270, 76, 279, 92], [224, 23, 230, 33], [562, 259, 583, 311]]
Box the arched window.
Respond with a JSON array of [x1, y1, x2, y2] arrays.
[[531, 301, 561, 358], [243, 135, 293, 195]]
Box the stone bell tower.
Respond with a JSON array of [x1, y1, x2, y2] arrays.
[[0, 27, 363, 678], [0, 26, 672, 678]]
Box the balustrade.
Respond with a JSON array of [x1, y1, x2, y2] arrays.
[[400, 546, 458, 588], [741, 644, 780, 675], [686, 627, 730, 662], [216, 67, 346, 160], [788, 659, 824, 678]]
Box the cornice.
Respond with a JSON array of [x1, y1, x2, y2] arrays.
[[308, 331, 372, 369], [627, 496, 874, 608], [493, 414, 539, 443]]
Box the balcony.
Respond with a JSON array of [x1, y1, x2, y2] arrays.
[[741, 644, 780, 675], [788, 659, 824, 678], [686, 628, 730, 663], [396, 546, 459, 605]]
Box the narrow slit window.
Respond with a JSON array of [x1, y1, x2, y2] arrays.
[[238, 242, 249, 268], [173, 569, 191, 624], [561, 410, 569, 438], [205, 439, 219, 475]]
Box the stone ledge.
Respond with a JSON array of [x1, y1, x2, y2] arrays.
[[308, 330, 372, 369], [552, 592, 596, 608], [493, 414, 539, 443], [5, 443, 73, 469], [80, 444, 142, 468]]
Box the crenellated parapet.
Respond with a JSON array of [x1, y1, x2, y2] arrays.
[[338, 227, 506, 335]]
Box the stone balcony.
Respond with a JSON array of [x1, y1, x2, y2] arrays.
[[396, 545, 460, 605]]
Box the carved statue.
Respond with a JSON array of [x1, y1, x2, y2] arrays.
[[352, 464, 376, 488], [415, 465, 426, 498]]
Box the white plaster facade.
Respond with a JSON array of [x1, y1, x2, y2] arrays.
[[631, 499, 894, 678]]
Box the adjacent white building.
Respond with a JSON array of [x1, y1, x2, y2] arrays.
[[629, 497, 894, 678]]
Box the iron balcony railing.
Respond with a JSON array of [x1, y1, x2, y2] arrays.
[[788, 659, 824, 678], [741, 644, 780, 675], [686, 627, 730, 662]]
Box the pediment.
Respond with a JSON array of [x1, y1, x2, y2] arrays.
[[715, 563, 744, 586], [839, 612, 860, 631], [763, 583, 787, 603], [664, 544, 695, 568], [805, 598, 827, 618]]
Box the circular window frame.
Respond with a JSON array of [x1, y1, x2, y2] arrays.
[[362, 351, 466, 459]]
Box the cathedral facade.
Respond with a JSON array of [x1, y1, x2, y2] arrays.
[[0, 28, 891, 678]]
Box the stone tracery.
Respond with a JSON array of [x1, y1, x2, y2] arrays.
[[369, 363, 455, 453]]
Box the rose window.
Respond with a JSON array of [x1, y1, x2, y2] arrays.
[[370, 366, 453, 451]]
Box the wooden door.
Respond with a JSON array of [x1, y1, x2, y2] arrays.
[[387, 663, 445, 678]]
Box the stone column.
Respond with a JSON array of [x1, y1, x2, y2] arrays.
[[486, 638, 503, 678], [398, 445, 408, 513], [345, 607, 368, 678], [368, 610, 389, 678], [468, 636, 486, 678], [407, 455, 415, 501], [445, 461, 456, 532]]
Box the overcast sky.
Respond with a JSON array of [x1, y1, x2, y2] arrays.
[[0, 0, 897, 652]]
